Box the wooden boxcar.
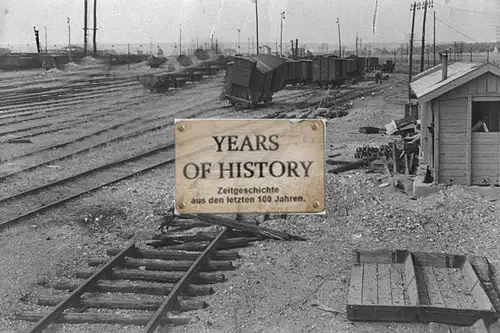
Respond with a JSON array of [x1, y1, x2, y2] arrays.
[[283, 59, 301, 86], [344, 58, 357, 78], [328, 56, 343, 85], [223, 55, 286, 107], [298, 59, 313, 84], [141, 72, 188, 93], [312, 57, 330, 87]]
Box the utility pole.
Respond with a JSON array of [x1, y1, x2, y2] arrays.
[[44, 27, 47, 53], [252, 36, 254, 54], [248, 37, 250, 54], [67, 17, 72, 62], [409, 2, 417, 102], [280, 11, 285, 56], [356, 33, 358, 56], [196, 37, 199, 49], [420, 0, 430, 72], [179, 24, 182, 55], [337, 18, 341, 57], [84, 0, 88, 57], [93, 0, 97, 55], [255, 0, 259, 54], [433, 10, 436, 66], [237, 29, 241, 53]]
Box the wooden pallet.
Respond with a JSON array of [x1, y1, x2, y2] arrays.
[[347, 249, 499, 326]]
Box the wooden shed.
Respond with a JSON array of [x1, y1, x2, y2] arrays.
[[411, 56, 500, 186]]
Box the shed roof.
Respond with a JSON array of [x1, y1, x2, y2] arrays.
[[410, 62, 500, 102]]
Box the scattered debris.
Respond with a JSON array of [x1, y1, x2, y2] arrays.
[[311, 303, 343, 315]]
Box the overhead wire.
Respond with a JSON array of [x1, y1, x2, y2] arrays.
[[434, 15, 478, 42]]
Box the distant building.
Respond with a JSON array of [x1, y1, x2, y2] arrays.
[[0, 48, 11, 54], [261, 45, 271, 55]]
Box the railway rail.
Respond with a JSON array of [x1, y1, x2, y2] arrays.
[[15, 217, 266, 332]]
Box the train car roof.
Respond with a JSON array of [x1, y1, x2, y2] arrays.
[[234, 54, 285, 73]]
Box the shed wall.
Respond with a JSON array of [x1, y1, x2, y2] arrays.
[[437, 98, 468, 185]]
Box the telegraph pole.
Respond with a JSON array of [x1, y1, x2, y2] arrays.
[[67, 17, 72, 62], [337, 18, 341, 57], [280, 11, 285, 56], [93, 0, 97, 55], [356, 33, 358, 56], [237, 29, 241, 53], [179, 24, 182, 55], [44, 26, 47, 53], [255, 0, 259, 54], [84, 0, 88, 57], [433, 10, 436, 66], [409, 2, 417, 102], [420, 0, 433, 72], [248, 38, 250, 54]]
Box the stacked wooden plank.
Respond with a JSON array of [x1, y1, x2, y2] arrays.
[[347, 249, 499, 326]]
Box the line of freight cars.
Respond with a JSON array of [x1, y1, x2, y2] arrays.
[[282, 55, 379, 87], [139, 57, 228, 93]]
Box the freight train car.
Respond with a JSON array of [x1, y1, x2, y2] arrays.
[[223, 54, 286, 107], [312, 57, 330, 87], [283, 58, 301, 86], [298, 59, 313, 84], [328, 56, 343, 86]]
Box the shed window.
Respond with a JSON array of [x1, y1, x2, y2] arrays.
[[471, 101, 500, 132]]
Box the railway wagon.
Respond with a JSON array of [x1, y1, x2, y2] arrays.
[[283, 59, 301, 86], [223, 54, 286, 107], [312, 57, 330, 87], [185, 66, 206, 82], [142, 72, 188, 93], [328, 56, 343, 86], [367, 57, 379, 70], [343, 58, 357, 78], [298, 59, 313, 84]]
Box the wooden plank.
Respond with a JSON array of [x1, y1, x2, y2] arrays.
[[467, 78, 479, 95], [441, 127, 467, 134], [459, 85, 467, 95], [470, 163, 500, 171], [478, 74, 488, 94], [26, 242, 137, 333], [348, 264, 364, 305], [462, 260, 496, 311], [440, 133, 468, 141], [36, 296, 208, 312], [17, 312, 192, 326], [440, 156, 467, 164], [440, 163, 467, 171], [362, 264, 378, 305], [354, 249, 407, 264], [75, 268, 226, 284], [425, 267, 446, 307], [467, 95, 472, 186], [439, 176, 467, 185], [487, 73, 497, 92], [390, 264, 406, 305], [143, 228, 228, 333], [404, 253, 420, 306], [377, 264, 392, 305], [107, 248, 239, 261], [439, 170, 467, 177], [88, 257, 234, 272], [53, 280, 213, 296], [439, 145, 467, 152], [412, 252, 466, 268], [435, 105, 440, 184]]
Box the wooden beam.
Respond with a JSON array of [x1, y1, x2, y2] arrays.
[[17, 312, 192, 326], [143, 228, 229, 333], [53, 280, 214, 297], [87, 257, 234, 272], [26, 242, 136, 333], [434, 102, 440, 184], [107, 248, 239, 261], [466, 96, 472, 185], [75, 268, 226, 284], [420, 101, 429, 165], [36, 296, 207, 312]]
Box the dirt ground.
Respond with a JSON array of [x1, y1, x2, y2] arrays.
[[1, 65, 499, 333]]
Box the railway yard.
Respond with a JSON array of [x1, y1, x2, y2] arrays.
[[1, 58, 500, 333]]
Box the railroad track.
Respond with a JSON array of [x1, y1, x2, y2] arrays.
[[14, 214, 282, 332]]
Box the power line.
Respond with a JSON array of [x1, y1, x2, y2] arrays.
[[434, 15, 478, 42], [436, 3, 497, 18]]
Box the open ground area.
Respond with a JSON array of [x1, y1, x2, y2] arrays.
[[1, 57, 500, 333]]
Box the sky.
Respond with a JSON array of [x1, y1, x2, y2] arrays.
[[0, 0, 499, 50]]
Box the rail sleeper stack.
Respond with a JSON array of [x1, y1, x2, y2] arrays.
[[347, 249, 499, 326]]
